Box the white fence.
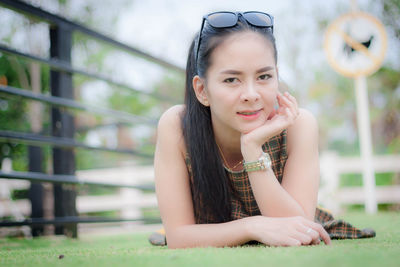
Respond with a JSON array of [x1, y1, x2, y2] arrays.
[[1, 152, 400, 219], [76, 165, 157, 219], [319, 151, 400, 213], [0, 161, 157, 221]]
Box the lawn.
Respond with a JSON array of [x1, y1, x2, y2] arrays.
[[0, 212, 399, 267]]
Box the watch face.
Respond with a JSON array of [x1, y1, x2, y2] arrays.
[[261, 152, 271, 168], [244, 152, 272, 172], [262, 157, 268, 167]]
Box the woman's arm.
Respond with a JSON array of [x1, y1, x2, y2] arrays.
[[156, 105, 329, 248], [155, 105, 251, 248], [281, 108, 320, 220], [244, 108, 319, 220], [165, 215, 330, 248], [241, 93, 320, 220]]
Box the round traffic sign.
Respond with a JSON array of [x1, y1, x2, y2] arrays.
[[324, 11, 387, 78]]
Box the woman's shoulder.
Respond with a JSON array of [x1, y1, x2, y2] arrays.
[[157, 104, 186, 153], [286, 108, 318, 152], [291, 108, 318, 129], [158, 104, 185, 127]]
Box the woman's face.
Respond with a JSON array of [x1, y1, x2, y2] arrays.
[[202, 31, 279, 137]]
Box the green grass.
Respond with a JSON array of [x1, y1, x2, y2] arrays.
[[0, 212, 399, 267]]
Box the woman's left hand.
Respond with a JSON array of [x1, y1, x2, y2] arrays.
[[240, 92, 299, 161]]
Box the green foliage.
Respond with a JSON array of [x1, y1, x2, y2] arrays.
[[382, 0, 400, 39], [141, 207, 160, 219], [72, 32, 115, 74], [0, 95, 29, 132], [10, 188, 29, 200], [75, 148, 134, 170], [79, 210, 119, 218], [311, 3, 400, 158], [108, 89, 153, 115], [340, 172, 397, 187], [0, 55, 30, 172], [153, 71, 185, 104], [310, 2, 400, 212], [0, 53, 53, 172], [77, 184, 119, 197], [368, 67, 400, 154]]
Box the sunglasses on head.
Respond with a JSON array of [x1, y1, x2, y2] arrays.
[[195, 11, 274, 66]]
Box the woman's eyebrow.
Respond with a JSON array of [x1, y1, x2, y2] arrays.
[[220, 66, 274, 75], [220, 69, 242, 75], [256, 66, 274, 73]]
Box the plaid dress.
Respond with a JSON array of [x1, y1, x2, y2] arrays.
[[186, 130, 375, 240]]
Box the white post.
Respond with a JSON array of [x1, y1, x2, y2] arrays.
[[319, 151, 340, 214], [354, 76, 377, 213]]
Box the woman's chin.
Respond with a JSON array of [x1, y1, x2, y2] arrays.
[[239, 119, 266, 134]]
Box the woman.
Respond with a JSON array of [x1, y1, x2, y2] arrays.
[[153, 11, 374, 248]]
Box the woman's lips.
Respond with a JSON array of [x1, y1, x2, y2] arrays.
[[237, 109, 262, 120]]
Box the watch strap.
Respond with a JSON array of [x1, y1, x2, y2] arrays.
[[243, 152, 272, 172]]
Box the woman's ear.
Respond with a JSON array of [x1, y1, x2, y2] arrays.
[[192, 75, 209, 106]]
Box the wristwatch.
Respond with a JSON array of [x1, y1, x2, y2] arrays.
[[243, 152, 272, 172]]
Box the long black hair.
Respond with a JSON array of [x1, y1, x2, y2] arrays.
[[182, 14, 277, 223]]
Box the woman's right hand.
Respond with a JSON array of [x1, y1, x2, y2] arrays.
[[246, 215, 331, 246], [240, 92, 299, 161]]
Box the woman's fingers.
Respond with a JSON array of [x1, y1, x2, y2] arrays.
[[253, 216, 330, 247], [290, 231, 313, 245], [282, 92, 298, 119], [276, 94, 285, 115], [267, 109, 276, 120], [241, 92, 299, 147], [284, 238, 302, 247], [304, 221, 331, 245], [298, 225, 321, 245], [285, 225, 322, 246], [278, 92, 298, 120], [284, 107, 295, 124], [311, 237, 321, 245], [284, 92, 299, 116], [292, 217, 330, 246], [317, 226, 331, 245]]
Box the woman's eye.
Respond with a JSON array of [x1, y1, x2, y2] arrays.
[[223, 77, 238, 83], [259, 74, 271, 80]]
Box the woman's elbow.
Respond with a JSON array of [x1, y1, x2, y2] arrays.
[[165, 228, 193, 249]]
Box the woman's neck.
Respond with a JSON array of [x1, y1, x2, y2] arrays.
[[212, 124, 243, 169]]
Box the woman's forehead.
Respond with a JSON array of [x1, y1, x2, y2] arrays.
[[208, 31, 276, 72]]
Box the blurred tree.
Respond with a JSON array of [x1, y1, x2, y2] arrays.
[[369, 67, 400, 154], [381, 0, 400, 39], [0, 55, 29, 171], [0, 0, 153, 231], [308, 0, 400, 156], [305, 0, 400, 211]]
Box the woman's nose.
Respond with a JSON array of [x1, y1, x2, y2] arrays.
[[240, 83, 260, 102]]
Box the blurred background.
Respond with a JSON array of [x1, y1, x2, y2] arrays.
[[0, 0, 399, 237]]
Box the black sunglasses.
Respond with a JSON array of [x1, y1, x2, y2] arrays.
[[195, 11, 274, 66]]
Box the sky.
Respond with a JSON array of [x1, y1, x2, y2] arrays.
[[82, 0, 398, 108], [76, 0, 397, 148], [1, 0, 398, 148], [2, 0, 397, 101], [113, 0, 395, 87]]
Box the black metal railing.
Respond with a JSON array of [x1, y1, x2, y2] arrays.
[[0, 0, 184, 237]]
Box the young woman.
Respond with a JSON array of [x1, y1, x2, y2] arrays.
[[153, 11, 374, 248]]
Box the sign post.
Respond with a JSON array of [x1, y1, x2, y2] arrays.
[[324, 11, 387, 214]]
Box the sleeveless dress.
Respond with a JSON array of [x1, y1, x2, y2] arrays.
[[186, 130, 375, 239], [148, 130, 375, 246]]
